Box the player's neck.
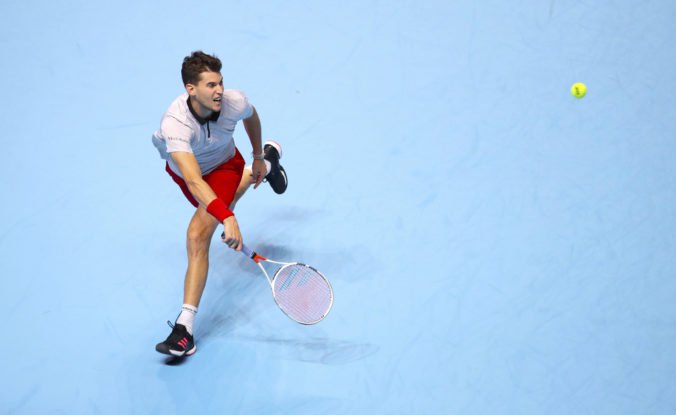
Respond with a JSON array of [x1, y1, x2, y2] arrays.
[[188, 96, 213, 121]]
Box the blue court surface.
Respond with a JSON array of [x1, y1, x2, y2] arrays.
[[2, 1, 676, 414]]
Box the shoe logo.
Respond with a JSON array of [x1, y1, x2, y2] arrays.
[[178, 338, 188, 348]]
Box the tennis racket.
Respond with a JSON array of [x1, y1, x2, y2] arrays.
[[223, 234, 334, 325]]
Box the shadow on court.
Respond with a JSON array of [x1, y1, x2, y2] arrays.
[[234, 335, 379, 365], [162, 356, 190, 366]]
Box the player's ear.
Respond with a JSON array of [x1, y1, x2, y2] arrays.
[[185, 83, 196, 95]]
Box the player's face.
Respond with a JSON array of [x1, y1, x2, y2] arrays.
[[187, 71, 224, 116]]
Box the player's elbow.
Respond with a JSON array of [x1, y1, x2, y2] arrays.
[[184, 177, 204, 193]]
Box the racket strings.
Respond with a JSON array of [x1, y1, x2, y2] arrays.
[[273, 264, 333, 324]]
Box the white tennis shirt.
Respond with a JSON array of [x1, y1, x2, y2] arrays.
[[152, 90, 254, 178]]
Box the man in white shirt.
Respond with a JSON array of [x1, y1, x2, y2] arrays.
[[152, 51, 288, 357]]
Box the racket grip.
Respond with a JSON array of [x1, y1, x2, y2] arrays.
[[221, 232, 255, 259], [241, 243, 254, 258], [220, 232, 257, 259]]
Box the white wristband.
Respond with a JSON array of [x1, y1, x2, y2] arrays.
[[252, 152, 265, 161]]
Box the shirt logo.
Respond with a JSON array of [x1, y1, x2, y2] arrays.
[[167, 136, 189, 143]]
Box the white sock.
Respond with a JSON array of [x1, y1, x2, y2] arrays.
[[176, 304, 197, 335]]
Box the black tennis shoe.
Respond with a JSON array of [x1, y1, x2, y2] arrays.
[[263, 140, 288, 194], [155, 322, 196, 357]]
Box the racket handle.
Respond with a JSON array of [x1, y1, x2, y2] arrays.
[[241, 243, 254, 258], [220, 232, 257, 260]]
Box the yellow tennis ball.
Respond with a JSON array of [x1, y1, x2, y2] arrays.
[[571, 82, 587, 98]]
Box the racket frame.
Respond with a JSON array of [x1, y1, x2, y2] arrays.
[[242, 243, 334, 324]]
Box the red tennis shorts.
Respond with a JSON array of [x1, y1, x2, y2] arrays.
[[165, 149, 245, 208]]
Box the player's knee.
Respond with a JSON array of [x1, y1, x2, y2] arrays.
[[186, 226, 212, 252]]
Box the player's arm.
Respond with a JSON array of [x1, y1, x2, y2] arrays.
[[242, 106, 267, 189], [170, 151, 242, 250], [170, 151, 218, 208]]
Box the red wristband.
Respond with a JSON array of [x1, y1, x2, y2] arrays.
[[206, 199, 234, 222]]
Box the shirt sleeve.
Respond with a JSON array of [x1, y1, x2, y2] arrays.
[[161, 116, 193, 153], [222, 90, 254, 121]]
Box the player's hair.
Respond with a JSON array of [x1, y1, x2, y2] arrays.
[[181, 51, 222, 85]]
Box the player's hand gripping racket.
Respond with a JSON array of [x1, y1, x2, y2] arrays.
[[223, 234, 334, 324]]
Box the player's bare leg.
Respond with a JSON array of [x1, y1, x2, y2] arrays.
[[230, 167, 255, 210], [155, 207, 215, 357], [183, 206, 219, 306]]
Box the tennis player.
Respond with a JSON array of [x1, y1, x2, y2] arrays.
[[151, 51, 288, 357]]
